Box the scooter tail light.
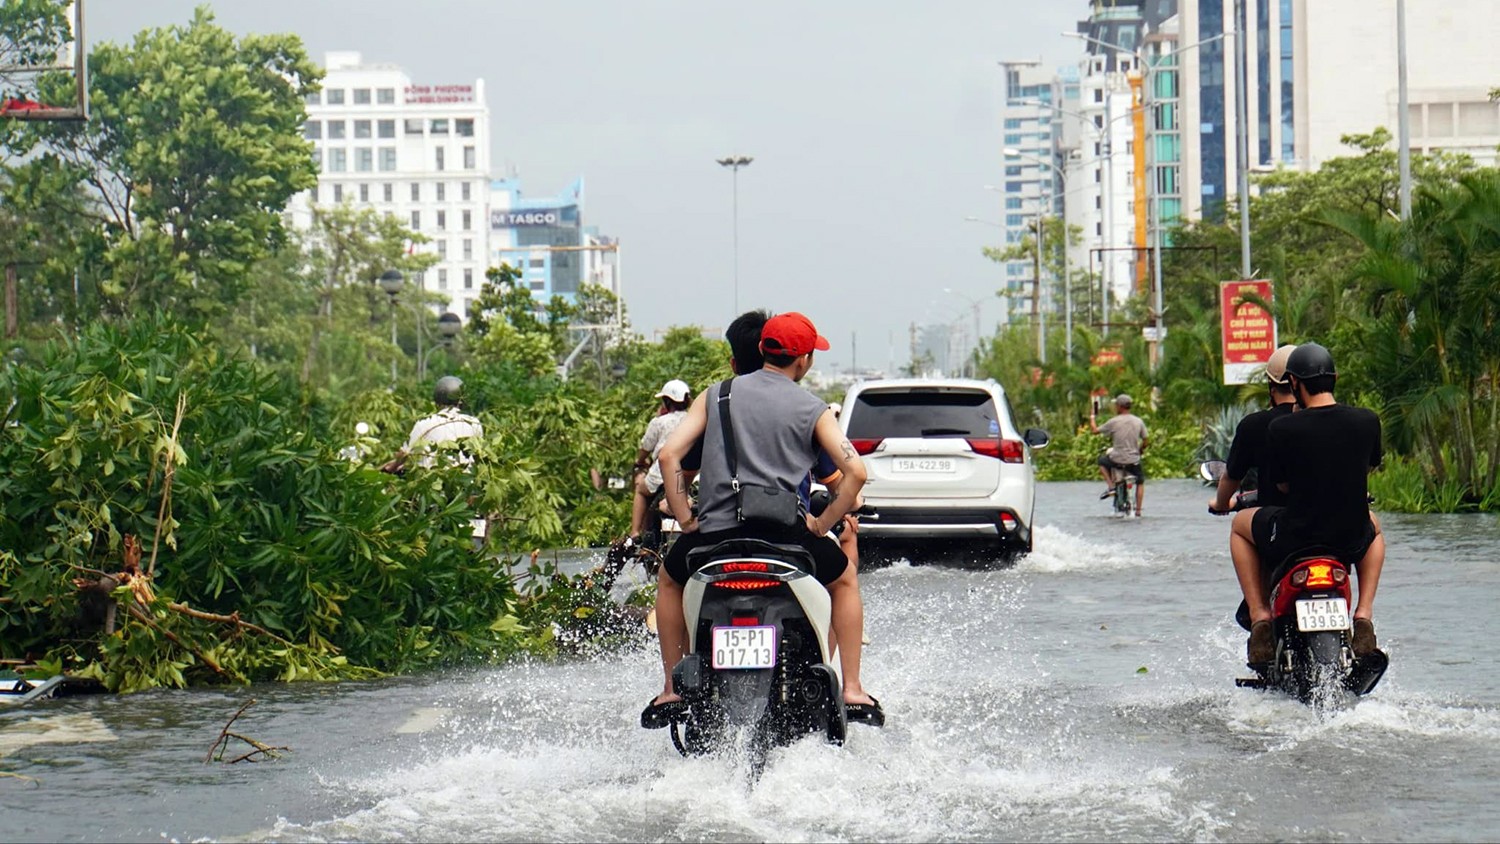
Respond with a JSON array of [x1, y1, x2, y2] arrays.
[[716, 578, 777, 590], [1332, 568, 1347, 583], [720, 561, 769, 573], [1305, 563, 1335, 588]]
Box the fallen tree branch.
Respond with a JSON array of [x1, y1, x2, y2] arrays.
[[147, 394, 186, 579], [205, 699, 290, 763], [167, 602, 294, 646], [125, 603, 226, 677]]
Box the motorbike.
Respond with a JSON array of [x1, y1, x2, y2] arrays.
[[656, 493, 879, 761], [1202, 460, 1389, 704]]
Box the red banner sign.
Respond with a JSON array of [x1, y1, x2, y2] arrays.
[[1220, 280, 1276, 385]]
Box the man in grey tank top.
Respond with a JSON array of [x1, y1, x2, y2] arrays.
[[643, 312, 882, 726]]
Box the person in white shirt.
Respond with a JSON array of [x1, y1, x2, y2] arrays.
[[628, 379, 692, 542], [384, 376, 487, 545]]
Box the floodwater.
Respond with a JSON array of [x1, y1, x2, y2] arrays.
[[3, 480, 1498, 842]]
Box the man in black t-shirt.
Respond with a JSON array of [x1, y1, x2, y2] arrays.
[[1226, 343, 1385, 664], [1210, 344, 1298, 513]]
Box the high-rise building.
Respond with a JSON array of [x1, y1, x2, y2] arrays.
[[487, 176, 618, 312], [290, 51, 491, 318]]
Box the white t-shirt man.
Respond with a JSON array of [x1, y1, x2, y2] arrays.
[[405, 406, 486, 538]]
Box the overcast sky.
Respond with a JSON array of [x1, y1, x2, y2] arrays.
[[92, 1, 1085, 373]]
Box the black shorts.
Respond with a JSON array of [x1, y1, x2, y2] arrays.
[[1250, 505, 1376, 576], [663, 525, 850, 587], [1097, 454, 1144, 482]]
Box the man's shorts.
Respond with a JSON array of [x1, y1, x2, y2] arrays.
[[1250, 505, 1377, 577], [1097, 454, 1144, 483], [644, 459, 665, 494], [663, 524, 849, 587]]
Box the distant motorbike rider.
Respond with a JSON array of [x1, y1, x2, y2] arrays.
[[644, 311, 881, 727], [1210, 344, 1298, 513], [1226, 343, 1386, 663], [384, 376, 488, 545], [1090, 393, 1149, 516], [627, 379, 693, 545]]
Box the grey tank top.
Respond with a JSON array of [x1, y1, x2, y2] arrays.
[[697, 369, 830, 533]]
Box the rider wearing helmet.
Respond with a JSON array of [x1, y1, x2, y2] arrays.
[[1210, 344, 1298, 512], [627, 379, 693, 543], [1226, 343, 1385, 664]]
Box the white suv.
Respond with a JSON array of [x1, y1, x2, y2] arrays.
[[838, 378, 1049, 562]]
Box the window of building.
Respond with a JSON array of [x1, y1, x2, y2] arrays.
[[303, 121, 321, 140], [463, 268, 473, 289], [1094, 115, 1104, 129], [530, 279, 545, 291], [358, 183, 369, 202], [1004, 133, 1022, 145], [378, 147, 396, 171], [463, 146, 475, 169], [1096, 222, 1102, 236], [311, 148, 321, 172], [437, 240, 447, 258], [404, 118, 424, 135], [1094, 88, 1103, 103], [328, 148, 347, 172], [332, 183, 344, 202], [353, 88, 371, 105], [529, 257, 545, 268], [435, 147, 445, 171], [461, 181, 471, 201], [461, 209, 471, 230], [1004, 181, 1023, 192], [1005, 214, 1026, 227], [305, 91, 321, 106], [410, 210, 420, 229], [410, 182, 420, 201], [1006, 197, 1023, 209], [463, 239, 473, 261], [1094, 167, 1101, 183], [1094, 141, 1102, 156], [382, 183, 393, 202], [436, 182, 446, 201], [377, 119, 396, 139], [354, 119, 371, 139], [1095, 195, 1102, 209], [437, 268, 448, 290], [456, 118, 475, 137], [437, 210, 446, 230], [326, 89, 345, 105], [377, 87, 395, 105], [1003, 118, 1022, 129], [311, 185, 320, 204], [327, 120, 346, 140], [355, 148, 373, 172], [431, 118, 449, 135]]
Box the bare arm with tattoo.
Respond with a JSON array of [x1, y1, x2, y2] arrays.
[[658, 391, 708, 533], [805, 409, 868, 535]]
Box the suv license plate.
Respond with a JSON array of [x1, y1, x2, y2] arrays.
[[711, 625, 777, 669], [1295, 598, 1350, 632], [893, 457, 955, 473]]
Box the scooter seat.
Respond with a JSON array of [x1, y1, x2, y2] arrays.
[[685, 537, 817, 576]]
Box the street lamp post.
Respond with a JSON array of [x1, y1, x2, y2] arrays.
[[716, 155, 753, 313], [419, 311, 463, 375], [378, 269, 404, 387]]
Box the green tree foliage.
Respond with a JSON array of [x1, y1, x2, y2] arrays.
[[8, 6, 320, 320]]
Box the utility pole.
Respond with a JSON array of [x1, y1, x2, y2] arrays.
[[1234, 0, 1252, 278], [716, 155, 753, 313], [1397, 0, 1412, 220]]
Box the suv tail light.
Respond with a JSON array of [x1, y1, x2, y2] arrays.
[[966, 438, 1025, 463], [849, 438, 883, 455]]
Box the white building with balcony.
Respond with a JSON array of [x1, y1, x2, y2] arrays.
[[289, 51, 492, 318]]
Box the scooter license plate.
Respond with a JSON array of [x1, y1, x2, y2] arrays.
[[711, 625, 777, 670], [1295, 598, 1350, 632]]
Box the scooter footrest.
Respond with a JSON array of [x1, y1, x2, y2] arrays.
[[1235, 676, 1269, 689], [1345, 648, 1389, 696]]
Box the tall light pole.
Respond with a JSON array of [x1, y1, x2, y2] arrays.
[[1397, 0, 1412, 220], [378, 269, 404, 387], [716, 155, 753, 313]]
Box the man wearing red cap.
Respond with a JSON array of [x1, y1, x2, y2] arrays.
[[644, 312, 883, 726]]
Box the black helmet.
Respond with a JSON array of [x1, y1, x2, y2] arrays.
[[1285, 342, 1336, 380], [433, 375, 464, 407]]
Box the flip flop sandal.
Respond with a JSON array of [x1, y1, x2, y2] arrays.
[[844, 696, 885, 728], [639, 697, 686, 729]]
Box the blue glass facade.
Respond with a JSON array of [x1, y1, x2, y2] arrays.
[[1257, 0, 1272, 165], [1280, 0, 1295, 162], [1199, 1, 1227, 219], [489, 176, 586, 301]]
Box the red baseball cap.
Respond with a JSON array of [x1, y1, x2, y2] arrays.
[[759, 312, 831, 357]]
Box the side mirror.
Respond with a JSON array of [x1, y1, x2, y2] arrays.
[[1023, 428, 1050, 449], [1200, 460, 1227, 482]]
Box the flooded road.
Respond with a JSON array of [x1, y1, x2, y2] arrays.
[[4, 479, 1498, 842]]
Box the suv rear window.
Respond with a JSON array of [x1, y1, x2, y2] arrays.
[[847, 390, 1001, 438]]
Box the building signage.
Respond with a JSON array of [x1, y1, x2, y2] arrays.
[[490, 206, 577, 229], [404, 84, 475, 104], [1220, 279, 1276, 385]]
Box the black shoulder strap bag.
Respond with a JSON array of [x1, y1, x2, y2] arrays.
[[717, 378, 804, 528]]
